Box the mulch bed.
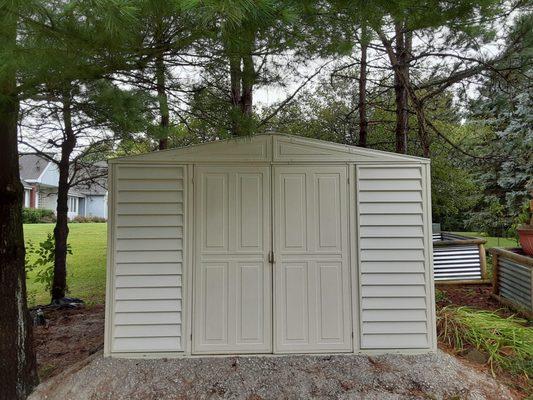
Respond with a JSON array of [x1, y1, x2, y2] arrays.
[[436, 283, 518, 318], [33, 304, 104, 380]]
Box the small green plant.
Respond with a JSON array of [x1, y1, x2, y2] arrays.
[[26, 289, 37, 307], [26, 233, 72, 293], [435, 288, 448, 303], [437, 306, 533, 381]]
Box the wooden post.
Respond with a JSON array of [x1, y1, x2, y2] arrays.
[[531, 267, 533, 313], [479, 243, 488, 281], [530, 199, 533, 225], [492, 253, 499, 295]]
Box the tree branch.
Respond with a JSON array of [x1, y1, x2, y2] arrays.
[[258, 60, 333, 127]]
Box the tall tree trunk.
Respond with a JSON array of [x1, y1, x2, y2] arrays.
[[228, 30, 255, 137], [241, 54, 254, 116], [377, 29, 431, 158], [155, 52, 169, 150], [394, 21, 409, 154], [418, 123, 430, 157], [51, 90, 76, 301], [0, 6, 39, 398], [358, 40, 368, 147], [229, 53, 242, 136], [238, 32, 255, 136], [404, 29, 429, 157], [241, 49, 254, 116]]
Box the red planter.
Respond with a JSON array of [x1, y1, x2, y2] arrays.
[[518, 226, 533, 256]]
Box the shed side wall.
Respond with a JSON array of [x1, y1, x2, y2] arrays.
[[110, 164, 185, 353], [357, 165, 431, 349]]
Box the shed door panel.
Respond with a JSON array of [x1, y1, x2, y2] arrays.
[[273, 166, 352, 353], [193, 166, 271, 353]]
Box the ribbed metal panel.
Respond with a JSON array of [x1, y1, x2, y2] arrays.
[[433, 241, 482, 281], [498, 257, 532, 310]]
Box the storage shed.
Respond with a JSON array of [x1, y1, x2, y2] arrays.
[[104, 134, 437, 357]]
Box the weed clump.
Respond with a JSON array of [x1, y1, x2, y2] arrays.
[[437, 306, 533, 381]]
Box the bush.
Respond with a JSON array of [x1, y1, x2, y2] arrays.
[[437, 306, 533, 380], [71, 215, 106, 223], [22, 208, 56, 224], [25, 233, 72, 293]]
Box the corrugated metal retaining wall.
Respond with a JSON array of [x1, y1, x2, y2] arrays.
[[432, 233, 487, 282], [490, 248, 533, 316], [499, 258, 531, 309]]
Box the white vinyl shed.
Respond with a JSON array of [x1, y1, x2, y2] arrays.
[[104, 134, 436, 357]]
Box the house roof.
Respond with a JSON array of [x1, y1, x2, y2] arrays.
[[19, 154, 51, 181], [108, 133, 430, 164], [72, 161, 108, 195], [19, 153, 108, 194]]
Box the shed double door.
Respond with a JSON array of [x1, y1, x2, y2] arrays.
[[193, 165, 352, 354]]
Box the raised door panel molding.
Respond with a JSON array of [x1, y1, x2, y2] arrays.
[[281, 262, 309, 344], [236, 173, 264, 253], [279, 174, 307, 252], [316, 262, 345, 343], [235, 263, 267, 344], [314, 173, 343, 252], [202, 173, 229, 251]]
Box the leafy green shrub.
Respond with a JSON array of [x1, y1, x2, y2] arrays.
[[22, 208, 56, 224], [71, 215, 106, 223], [437, 306, 533, 380], [26, 233, 72, 293]]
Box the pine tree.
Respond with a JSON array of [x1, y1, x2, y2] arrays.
[[185, 0, 304, 136], [20, 81, 154, 302], [466, 12, 533, 235], [331, 0, 505, 156]]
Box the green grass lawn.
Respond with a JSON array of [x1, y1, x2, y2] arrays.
[[452, 232, 519, 280], [25, 223, 107, 306], [454, 231, 518, 249]]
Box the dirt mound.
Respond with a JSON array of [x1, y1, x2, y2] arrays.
[[29, 350, 516, 400], [33, 305, 104, 379]]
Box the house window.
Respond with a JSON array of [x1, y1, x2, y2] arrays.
[[68, 196, 78, 213]]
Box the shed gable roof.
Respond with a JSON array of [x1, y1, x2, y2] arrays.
[[109, 134, 428, 164]]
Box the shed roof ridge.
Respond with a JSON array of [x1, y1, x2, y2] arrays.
[[108, 133, 429, 163]]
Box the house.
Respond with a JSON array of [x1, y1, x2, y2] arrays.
[[19, 154, 108, 219], [104, 134, 436, 357]]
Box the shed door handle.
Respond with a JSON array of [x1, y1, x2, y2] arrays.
[[268, 250, 275, 264]]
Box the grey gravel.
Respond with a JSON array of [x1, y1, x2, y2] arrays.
[[29, 350, 515, 400]]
